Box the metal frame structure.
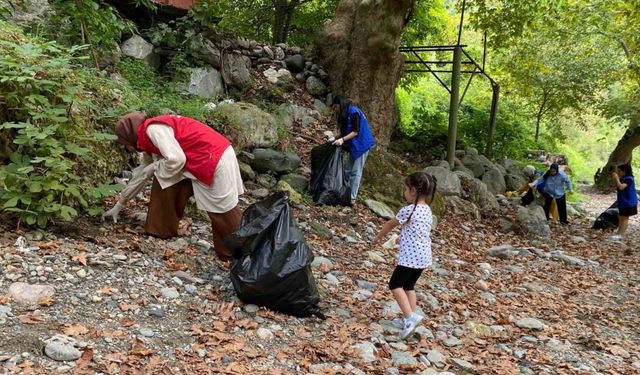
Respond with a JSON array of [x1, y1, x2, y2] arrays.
[[399, 0, 500, 162]]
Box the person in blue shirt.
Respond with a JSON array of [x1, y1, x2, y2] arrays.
[[611, 163, 638, 238], [530, 163, 573, 224], [331, 96, 376, 205]]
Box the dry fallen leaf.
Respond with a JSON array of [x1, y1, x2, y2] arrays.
[[64, 324, 89, 337], [18, 310, 44, 324], [38, 296, 55, 307], [0, 296, 10, 305], [130, 338, 154, 356], [72, 252, 88, 266]]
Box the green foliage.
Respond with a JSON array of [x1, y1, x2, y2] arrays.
[[45, 0, 134, 53], [0, 22, 122, 228]]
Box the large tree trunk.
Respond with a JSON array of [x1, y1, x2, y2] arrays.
[[315, 0, 415, 146], [595, 112, 640, 189]]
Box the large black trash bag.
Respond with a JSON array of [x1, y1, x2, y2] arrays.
[[592, 201, 619, 230], [309, 142, 351, 206], [224, 192, 324, 318]]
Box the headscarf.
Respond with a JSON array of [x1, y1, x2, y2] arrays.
[[522, 165, 535, 178], [543, 163, 559, 180], [115, 111, 147, 149]]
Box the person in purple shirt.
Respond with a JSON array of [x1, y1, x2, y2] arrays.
[[611, 163, 638, 239]]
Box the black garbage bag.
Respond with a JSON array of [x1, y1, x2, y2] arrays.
[[224, 192, 324, 318], [592, 201, 619, 230], [309, 142, 351, 206]]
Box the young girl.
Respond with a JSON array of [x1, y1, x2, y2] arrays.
[[372, 171, 436, 339], [611, 164, 638, 239]]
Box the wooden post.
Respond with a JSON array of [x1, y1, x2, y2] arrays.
[[485, 83, 500, 157], [447, 45, 462, 167]]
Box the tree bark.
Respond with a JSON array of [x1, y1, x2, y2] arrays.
[[534, 92, 547, 142], [595, 112, 640, 189], [272, 0, 300, 44], [315, 0, 416, 146]]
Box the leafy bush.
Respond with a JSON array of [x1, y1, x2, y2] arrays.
[[0, 22, 121, 228]]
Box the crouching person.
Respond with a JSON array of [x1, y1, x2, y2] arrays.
[[103, 112, 244, 261]]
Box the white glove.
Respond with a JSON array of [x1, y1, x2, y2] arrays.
[[102, 202, 124, 224], [332, 138, 344, 146]]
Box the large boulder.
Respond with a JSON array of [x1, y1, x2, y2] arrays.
[[221, 53, 252, 90], [263, 68, 294, 85], [504, 174, 526, 192], [499, 157, 522, 176], [279, 173, 308, 193], [482, 167, 506, 195], [284, 54, 305, 72], [456, 172, 499, 211], [213, 102, 278, 149], [305, 76, 328, 97], [120, 35, 160, 70], [4, 0, 50, 26], [516, 205, 551, 237], [423, 166, 461, 196], [251, 148, 301, 174], [445, 196, 480, 219], [365, 199, 396, 219], [187, 67, 223, 99], [275, 103, 318, 128], [188, 34, 221, 69]]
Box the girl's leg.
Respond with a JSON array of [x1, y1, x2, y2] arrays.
[[618, 216, 629, 235], [406, 290, 417, 312], [391, 288, 413, 318]]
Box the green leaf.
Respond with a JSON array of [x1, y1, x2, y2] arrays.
[[3, 197, 19, 208]]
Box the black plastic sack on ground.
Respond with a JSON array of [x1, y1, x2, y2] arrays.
[[309, 142, 351, 206], [224, 192, 324, 318], [592, 201, 619, 230]]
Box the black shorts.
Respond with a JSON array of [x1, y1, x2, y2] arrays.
[[389, 265, 424, 290], [619, 206, 637, 217]]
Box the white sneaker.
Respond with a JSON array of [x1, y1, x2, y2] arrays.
[[391, 317, 405, 329], [401, 313, 423, 339]]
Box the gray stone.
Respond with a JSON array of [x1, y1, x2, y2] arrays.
[[391, 351, 418, 366], [221, 53, 252, 89], [279, 173, 308, 193], [505, 174, 526, 191], [184, 285, 197, 294], [189, 34, 221, 68], [443, 337, 463, 347], [214, 102, 278, 149], [445, 196, 481, 219], [263, 67, 293, 84], [251, 148, 301, 174], [149, 306, 166, 317], [8, 282, 54, 305], [451, 358, 474, 373], [366, 251, 386, 263], [285, 54, 305, 72], [426, 350, 446, 366], [171, 277, 183, 286], [256, 328, 274, 340], [3, 0, 51, 26], [161, 287, 180, 299], [138, 328, 155, 337], [44, 335, 81, 362], [276, 180, 303, 204], [482, 167, 507, 195], [238, 162, 256, 181], [516, 205, 551, 237], [515, 318, 545, 330], [306, 76, 328, 97], [486, 244, 516, 259], [251, 188, 270, 198], [455, 173, 500, 211], [550, 251, 586, 267], [187, 67, 223, 99], [364, 199, 395, 219], [120, 35, 159, 69], [353, 289, 373, 301], [480, 292, 497, 305], [415, 326, 434, 340], [244, 304, 259, 313], [352, 341, 377, 362], [356, 280, 377, 291], [424, 166, 461, 196]]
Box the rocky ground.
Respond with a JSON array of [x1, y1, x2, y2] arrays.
[[0, 178, 638, 374]]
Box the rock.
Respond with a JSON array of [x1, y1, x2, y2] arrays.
[[120, 35, 159, 69], [424, 166, 461, 196], [256, 328, 274, 340], [305, 76, 328, 96], [353, 289, 373, 301], [184, 285, 197, 294], [482, 167, 506, 195], [475, 280, 489, 291], [309, 221, 333, 238], [263, 67, 293, 84], [274, 46, 285, 60], [276, 180, 303, 205], [149, 306, 166, 318], [352, 341, 378, 363], [356, 280, 377, 291], [172, 277, 183, 286], [314, 99, 329, 115], [443, 337, 462, 347], [325, 274, 340, 286], [415, 326, 434, 340], [486, 244, 516, 259], [244, 304, 259, 313], [3, 0, 51, 26], [8, 282, 54, 305], [238, 162, 256, 182], [451, 358, 474, 373], [251, 148, 301, 174], [76, 269, 87, 278], [426, 350, 446, 366], [221, 53, 252, 89], [504, 174, 526, 191], [188, 34, 221, 68], [44, 335, 82, 362], [455, 173, 499, 211], [160, 287, 180, 299], [284, 54, 305, 72], [187, 67, 223, 99], [138, 328, 155, 337], [516, 205, 551, 237], [515, 318, 545, 330], [311, 256, 334, 270], [251, 188, 270, 198], [364, 199, 395, 219], [214, 102, 278, 149], [279, 174, 308, 193], [445, 196, 480, 219], [391, 351, 418, 366], [549, 251, 586, 267], [570, 236, 586, 243], [480, 292, 496, 304], [366, 251, 386, 263], [175, 271, 206, 285]]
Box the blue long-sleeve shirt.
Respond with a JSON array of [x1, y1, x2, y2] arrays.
[[532, 171, 572, 199]]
